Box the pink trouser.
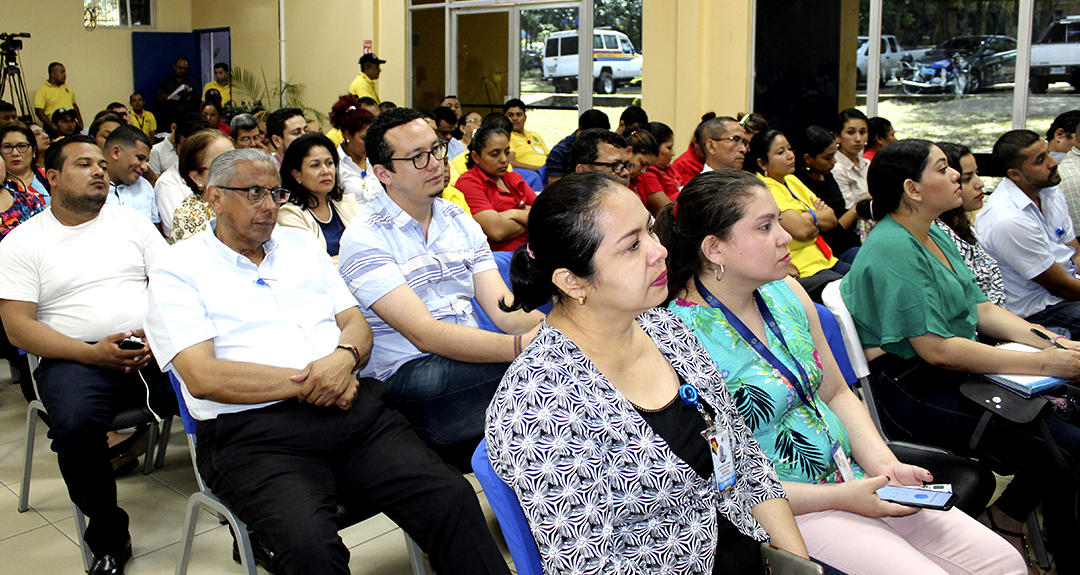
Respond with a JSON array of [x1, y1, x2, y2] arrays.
[[796, 507, 1027, 575]]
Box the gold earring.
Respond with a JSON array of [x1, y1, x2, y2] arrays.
[[577, 295, 587, 305]]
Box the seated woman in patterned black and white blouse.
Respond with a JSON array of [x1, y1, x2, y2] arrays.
[[486, 172, 810, 575]]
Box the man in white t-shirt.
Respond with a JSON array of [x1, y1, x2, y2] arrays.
[[0, 136, 177, 575], [104, 125, 160, 232]]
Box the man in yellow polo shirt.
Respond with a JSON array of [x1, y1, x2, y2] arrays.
[[128, 93, 157, 138], [503, 99, 547, 172], [34, 62, 83, 135], [201, 62, 232, 106], [349, 54, 384, 104]]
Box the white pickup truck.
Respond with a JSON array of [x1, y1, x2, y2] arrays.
[[857, 35, 930, 86], [1030, 15, 1080, 93]]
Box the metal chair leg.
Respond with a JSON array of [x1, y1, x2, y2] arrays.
[[155, 417, 172, 468], [74, 504, 93, 572], [141, 423, 160, 475], [176, 493, 256, 575], [404, 532, 429, 575], [18, 400, 44, 513], [1027, 511, 1051, 570]]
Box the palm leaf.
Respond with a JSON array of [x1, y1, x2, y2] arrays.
[[774, 427, 829, 480], [730, 383, 773, 432], [229, 66, 328, 127]]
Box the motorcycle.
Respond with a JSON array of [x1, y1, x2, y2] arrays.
[[899, 53, 972, 95]]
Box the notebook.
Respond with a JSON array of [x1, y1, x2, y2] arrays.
[[980, 342, 1071, 398]]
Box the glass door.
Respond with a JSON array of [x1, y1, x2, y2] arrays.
[[454, 9, 511, 118]]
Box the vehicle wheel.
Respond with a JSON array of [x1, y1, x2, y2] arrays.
[[966, 69, 981, 93], [1030, 76, 1049, 94], [596, 71, 615, 95], [553, 79, 570, 93], [902, 81, 922, 95]]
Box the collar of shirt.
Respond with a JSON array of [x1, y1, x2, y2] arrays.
[[996, 176, 1062, 214], [203, 218, 280, 268], [835, 152, 868, 173], [371, 189, 448, 246]]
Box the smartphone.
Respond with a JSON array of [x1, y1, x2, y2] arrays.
[[876, 485, 956, 511], [761, 543, 824, 575], [118, 336, 145, 351]]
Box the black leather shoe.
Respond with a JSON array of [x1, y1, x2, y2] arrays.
[[88, 553, 126, 575], [232, 531, 277, 574]]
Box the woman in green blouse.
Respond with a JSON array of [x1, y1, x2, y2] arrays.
[[657, 169, 1025, 575], [841, 139, 1080, 571]]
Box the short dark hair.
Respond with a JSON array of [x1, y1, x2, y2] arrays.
[[357, 97, 378, 108], [103, 124, 152, 152], [993, 129, 1043, 173], [266, 107, 305, 140], [129, 92, 144, 101], [442, 94, 458, 101], [365, 107, 427, 171], [579, 109, 611, 131], [499, 172, 619, 312], [645, 122, 674, 146], [1046, 110, 1080, 142], [868, 117, 894, 147], [864, 139, 934, 219], [744, 129, 785, 175], [481, 112, 513, 133], [48, 62, 63, 75], [89, 113, 125, 139], [106, 102, 126, 112], [201, 100, 222, 115], [700, 116, 739, 141], [466, 127, 509, 170], [280, 133, 343, 209], [654, 169, 766, 303], [433, 106, 457, 127], [570, 129, 628, 169], [214, 62, 230, 73], [834, 108, 869, 134], [502, 98, 526, 113], [0, 100, 14, 113], [378, 101, 397, 112], [178, 112, 212, 139], [44, 134, 96, 172], [619, 106, 649, 132]]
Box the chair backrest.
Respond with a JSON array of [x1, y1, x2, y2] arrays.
[[813, 303, 857, 386], [470, 439, 543, 575], [819, 280, 890, 438], [473, 250, 554, 334], [167, 371, 199, 435], [820, 280, 870, 379]]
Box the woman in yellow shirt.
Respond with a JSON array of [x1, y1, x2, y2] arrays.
[[746, 129, 852, 301]]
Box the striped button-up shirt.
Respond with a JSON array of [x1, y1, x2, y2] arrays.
[[338, 192, 496, 380]]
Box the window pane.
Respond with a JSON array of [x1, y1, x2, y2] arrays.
[[561, 36, 578, 56], [603, 34, 618, 49], [86, 0, 123, 27], [412, 8, 445, 109], [1026, 2, 1078, 171], [128, 0, 151, 26], [545, 38, 558, 58]]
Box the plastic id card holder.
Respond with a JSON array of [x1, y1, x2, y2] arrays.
[[830, 441, 855, 483], [706, 427, 736, 492]]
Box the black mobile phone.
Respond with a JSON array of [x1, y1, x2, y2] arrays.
[[761, 543, 824, 575], [118, 336, 145, 350], [876, 485, 956, 511]]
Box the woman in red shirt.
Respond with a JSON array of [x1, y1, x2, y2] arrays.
[[456, 126, 536, 251], [634, 122, 681, 203]]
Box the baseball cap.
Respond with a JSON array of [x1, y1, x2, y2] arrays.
[[51, 108, 77, 122], [359, 53, 386, 66]]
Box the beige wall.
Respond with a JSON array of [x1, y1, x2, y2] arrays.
[[192, 0, 279, 105], [4, 0, 191, 121], [641, 0, 755, 147]]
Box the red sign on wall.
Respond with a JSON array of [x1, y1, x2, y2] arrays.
[[363, 40, 373, 55]]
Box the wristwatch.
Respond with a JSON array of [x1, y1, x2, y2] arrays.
[[336, 344, 362, 371]]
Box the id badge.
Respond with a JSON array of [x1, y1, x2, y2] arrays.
[[704, 426, 736, 492], [831, 441, 855, 483]]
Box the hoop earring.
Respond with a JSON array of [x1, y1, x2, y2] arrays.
[[714, 262, 725, 283], [577, 295, 587, 305]]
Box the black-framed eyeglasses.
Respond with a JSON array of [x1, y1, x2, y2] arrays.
[[710, 135, 750, 148], [389, 142, 447, 170], [586, 160, 635, 173], [1, 142, 32, 155], [218, 185, 291, 204]]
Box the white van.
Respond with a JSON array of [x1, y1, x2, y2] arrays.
[[542, 29, 643, 94]]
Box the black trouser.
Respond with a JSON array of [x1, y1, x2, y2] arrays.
[[870, 353, 1080, 571], [195, 378, 510, 575], [34, 359, 176, 557]]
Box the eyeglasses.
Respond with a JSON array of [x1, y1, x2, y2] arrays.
[[710, 135, 750, 148], [464, 118, 481, 125], [389, 142, 447, 170], [218, 185, 291, 204], [1, 142, 32, 155], [236, 135, 262, 146], [586, 160, 635, 174]]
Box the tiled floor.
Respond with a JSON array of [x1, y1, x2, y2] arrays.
[[0, 358, 517, 574]]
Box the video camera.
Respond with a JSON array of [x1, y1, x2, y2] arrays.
[[1, 33, 30, 57]]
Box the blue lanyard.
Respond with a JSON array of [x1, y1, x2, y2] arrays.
[[694, 276, 825, 421], [783, 181, 817, 225]]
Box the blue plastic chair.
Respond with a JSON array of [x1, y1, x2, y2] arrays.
[[471, 439, 543, 575], [813, 303, 857, 386], [515, 167, 545, 192]]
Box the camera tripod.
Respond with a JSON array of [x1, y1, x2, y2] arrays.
[[0, 47, 33, 121]]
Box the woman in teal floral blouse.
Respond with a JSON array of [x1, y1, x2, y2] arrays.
[[656, 169, 1024, 575]]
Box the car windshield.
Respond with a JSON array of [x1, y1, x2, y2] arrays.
[[937, 37, 983, 53]]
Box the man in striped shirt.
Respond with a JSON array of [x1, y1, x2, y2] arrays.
[[338, 107, 544, 452]]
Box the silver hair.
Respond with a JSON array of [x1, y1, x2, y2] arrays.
[[207, 148, 277, 188], [229, 113, 259, 136]]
